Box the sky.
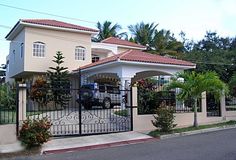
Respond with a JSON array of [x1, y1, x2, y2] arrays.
[[1, 0, 236, 64]]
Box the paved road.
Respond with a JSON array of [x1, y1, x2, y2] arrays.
[[15, 128, 236, 160]]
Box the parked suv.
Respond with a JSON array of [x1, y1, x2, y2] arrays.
[[78, 83, 121, 109]]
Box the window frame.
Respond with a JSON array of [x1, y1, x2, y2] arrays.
[[92, 54, 100, 63], [20, 43, 24, 58], [75, 46, 86, 61], [33, 41, 46, 57]]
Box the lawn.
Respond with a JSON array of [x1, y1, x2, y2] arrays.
[[114, 109, 129, 117], [149, 120, 236, 137]]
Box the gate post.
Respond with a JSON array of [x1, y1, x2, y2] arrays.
[[131, 86, 138, 131], [18, 84, 27, 122], [201, 92, 207, 115], [220, 94, 226, 119]]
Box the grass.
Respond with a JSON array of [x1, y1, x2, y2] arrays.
[[149, 120, 236, 137], [114, 109, 129, 117]]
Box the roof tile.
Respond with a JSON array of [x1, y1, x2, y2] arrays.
[[101, 37, 146, 48], [78, 50, 195, 70], [21, 19, 98, 32]]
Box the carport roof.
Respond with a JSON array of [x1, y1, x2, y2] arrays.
[[75, 50, 195, 71]]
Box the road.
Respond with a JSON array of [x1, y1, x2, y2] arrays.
[[14, 128, 236, 160]]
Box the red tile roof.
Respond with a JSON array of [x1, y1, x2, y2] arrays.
[[21, 19, 98, 32], [101, 37, 146, 49], [78, 50, 195, 70]]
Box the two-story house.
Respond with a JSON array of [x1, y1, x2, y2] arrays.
[[5, 19, 149, 84], [5, 19, 195, 90]]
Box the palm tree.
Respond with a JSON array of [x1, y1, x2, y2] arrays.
[[152, 29, 184, 56], [94, 21, 127, 42], [167, 71, 228, 127], [128, 22, 158, 50]]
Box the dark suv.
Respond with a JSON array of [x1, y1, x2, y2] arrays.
[[78, 83, 121, 109]]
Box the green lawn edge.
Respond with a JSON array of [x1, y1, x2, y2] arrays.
[[148, 120, 236, 137]]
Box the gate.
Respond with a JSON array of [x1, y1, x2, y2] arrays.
[[206, 93, 221, 117], [23, 81, 133, 136]]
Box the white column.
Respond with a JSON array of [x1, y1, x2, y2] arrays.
[[18, 84, 27, 121], [220, 94, 226, 120]]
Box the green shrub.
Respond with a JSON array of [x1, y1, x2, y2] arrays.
[[19, 117, 52, 148], [152, 103, 177, 133], [0, 84, 16, 110]]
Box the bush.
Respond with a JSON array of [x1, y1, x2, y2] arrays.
[[152, 102, 177, 133], [0, 84, 16, 110], [19, 117, 52, 148]]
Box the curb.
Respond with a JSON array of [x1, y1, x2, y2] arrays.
[[42, 137, 159, 155], [160, 125, 236, 140], [0, 141, 25, 154]]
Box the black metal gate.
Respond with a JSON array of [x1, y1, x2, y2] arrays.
[[23, 82, 133, 136], [206, 93, 221, 117]]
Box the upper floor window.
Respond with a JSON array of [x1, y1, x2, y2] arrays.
[[20, 43, 24, 58], [92, 54, 100, 63], [13, 50, 15, 61], [33, 42, 45, 57], [75, 46, 85, 60]]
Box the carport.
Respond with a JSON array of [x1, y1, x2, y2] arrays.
[[73, 50, 195, 89]]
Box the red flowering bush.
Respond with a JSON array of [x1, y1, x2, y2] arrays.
[[19, 117, 52, 148]]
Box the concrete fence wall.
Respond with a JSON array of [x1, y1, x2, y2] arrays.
[[131, 87, 236, 132]]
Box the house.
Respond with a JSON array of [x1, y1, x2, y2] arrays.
[[5, 19, 98, 83], [5, 19, 195, 86]]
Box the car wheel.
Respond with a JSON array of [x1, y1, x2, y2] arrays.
[[103, 98, 111, 109]]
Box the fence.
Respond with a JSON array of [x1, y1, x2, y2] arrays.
[[17, 82, 133, 136], [137, 89, 201, 114], [0, 84, 17, 124], [225, 95, 236, 111]]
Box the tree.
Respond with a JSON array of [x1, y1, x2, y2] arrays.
[[47, 51, 70, 109], [167, 71, 227, 127], [94, 21, 127, 42], [128, 22, 157, 50], [152, 29, 184, 56]]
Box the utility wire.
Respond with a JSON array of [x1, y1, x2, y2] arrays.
[[0, 3, 97, 24]]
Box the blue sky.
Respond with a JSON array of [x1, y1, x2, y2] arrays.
[[1, 0, 236, 64]]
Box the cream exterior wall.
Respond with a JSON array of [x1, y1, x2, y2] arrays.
[[24, 27, 92, 74], [6, 26, 93, 82]]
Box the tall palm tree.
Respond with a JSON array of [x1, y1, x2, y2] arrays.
[[94, 21, 127, 42], [128, 22, 158, 50], [152, 29, 184, 56], [167, 71, 228, 127]]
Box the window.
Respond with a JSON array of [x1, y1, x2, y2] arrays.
[[92, 54, 100, 63], [75, 46, 85, 60], [13, 50, 15, 61], [33, 42, 45, 57], [20, 43, 24, 58]]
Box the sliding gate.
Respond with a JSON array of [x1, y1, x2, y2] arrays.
[[24, 85, 133, 136]]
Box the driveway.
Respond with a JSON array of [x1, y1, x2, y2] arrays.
[[20, 128, 236, 160]]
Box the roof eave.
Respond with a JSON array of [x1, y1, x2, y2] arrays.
[[20, 21, 99, 35], [6, 21, 99, 40], [5, 21, 22, 40], [76, 59, 196, 73]]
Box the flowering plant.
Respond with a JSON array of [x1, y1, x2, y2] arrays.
[[19, 117, 52, 148]]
